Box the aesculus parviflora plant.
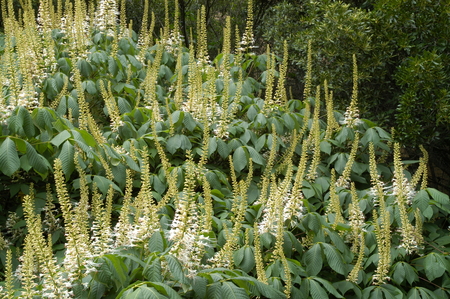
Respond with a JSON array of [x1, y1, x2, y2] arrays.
[[0, 0, 449, 298]]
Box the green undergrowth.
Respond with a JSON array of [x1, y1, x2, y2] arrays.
[[0, 0, 449, 298]]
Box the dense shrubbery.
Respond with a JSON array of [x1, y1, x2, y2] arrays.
[[262, 0, 450, 191], [0, 0, 450, 298]]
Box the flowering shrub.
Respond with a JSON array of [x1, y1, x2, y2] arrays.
[[0, 0, 450, 298]]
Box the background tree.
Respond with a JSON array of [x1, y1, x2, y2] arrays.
[[261, 0, 450, 192]]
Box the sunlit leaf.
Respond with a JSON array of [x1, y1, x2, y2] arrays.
[[0, 137, 20, 176]]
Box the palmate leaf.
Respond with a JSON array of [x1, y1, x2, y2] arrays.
[[379, 284, 404, 299], [411, 287, 440, 299], [424, 252, 448, 281], [0, 137, 20, 176]]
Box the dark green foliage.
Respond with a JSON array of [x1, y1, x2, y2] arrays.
[[261, 0, 450, 191]]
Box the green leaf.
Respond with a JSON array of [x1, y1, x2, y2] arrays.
[[222, 282, 249, 299], [100, 254, 128, 291], [427, 188, 450, 205], [241, 246, 256, 273], [130, 286, 168, 299], [77, 59, 92, 77], [0, 137, 20, 176], [152, 175, 167, 195], [304, 243, 323, 276], [59, 140, 75, 177], [260, 232, 275, 249], [233, 146, 248, 172], [412, 190, 430, 213], [234, 247, 245, 266], [20, 155, 32, 171], [310, 279, 328, 299], [245, 146, 264, 165], [18, 106, 35, 138], [217, 138, 231, 159], [332, 280, 361, 298], [183, 113, 197, 131], [165, 255, 188, 285], [25, 142, 50, 176], [208, 136, 218, 157], [300, 278, 310, 298], [335, 127, 351, 144], [207, 282, 224, 299], [33, 107, 56, 132], [83, 80, 97, 94], [360, 128, 380, 146], [166, 134, 182, 154], [334, 153, 349, 174], [143, 257, 162, 282], [148, 231, 165, 253], [51, 130, 72, 147], [320, 141, 331, 155], [255, 135, 266, 152], [88, 280, 106, 299], [424, 253, 447, 281], [380, 284, 403, 299], [92, 175, 122, 195], [124, 154, 140, 172], [392, 262, 406, 284], [247, 105, 258, 121], [118, 97, 132, 114], [313, 277, 343, 298], [255, 113, 267, 126], [192, 276, 208, 298], [146, 282, 182, 299], [14, 137, 27, 153], [374, 127, 391, 140], [180, 135, 192, 151], [322, 243, 346, 275], [72, 128, 97, 147], [362, 286, 381, 299]]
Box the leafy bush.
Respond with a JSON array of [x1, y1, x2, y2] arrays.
[[261, 0, 450, 151], [0, 0, 450, 298]]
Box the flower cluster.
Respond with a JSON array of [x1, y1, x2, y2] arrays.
[[94, 0, 119, 34]]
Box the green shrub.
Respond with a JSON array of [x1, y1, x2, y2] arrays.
[[0, 0, 449, 298]]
